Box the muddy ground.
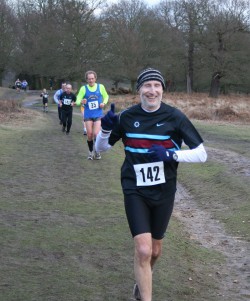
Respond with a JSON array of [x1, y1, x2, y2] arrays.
[[0, 91, 249, 300]]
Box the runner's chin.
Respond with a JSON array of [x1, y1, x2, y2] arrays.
[[140, 96, 161, 111]]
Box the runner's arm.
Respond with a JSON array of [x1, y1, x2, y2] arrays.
[[76, 86, 86, 106], [100, 84, 109, 105], [175, 143, 207, 163], [53, 90, 60, 104], [95, 131, 112, 152]]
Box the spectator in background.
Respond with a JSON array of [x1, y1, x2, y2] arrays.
[[54, 82, 66, 125], [49, 78, 53, 91], [21, 80, 28, 91]]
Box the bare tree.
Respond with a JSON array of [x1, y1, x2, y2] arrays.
[[3, 0, 250, 93], [102, 0, 168, 93], [14, 0, 104, 89], [56, 0, 105, 82], [201, 0, 250, 97], [0, 0, 17, 85], [157, 0, 210, 93], [13, 0, 61, 88]]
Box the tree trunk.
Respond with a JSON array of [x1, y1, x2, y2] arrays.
[[187, 73, 192, 94], [209, 72, 222, 98], [0, 69, 5, 86], [187, 9, 194, 94], [187, 41, 194, 94], [34, 75, 41, 90], [131, 79, 136, 94]]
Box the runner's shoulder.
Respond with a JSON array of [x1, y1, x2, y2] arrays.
[[160, 102, 186, 118]]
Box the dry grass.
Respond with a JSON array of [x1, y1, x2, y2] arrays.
[[110, 92, 250, 123], [0, 99, 40, 125], [1, 91, 249, 124], [0, 99, 22, 112]]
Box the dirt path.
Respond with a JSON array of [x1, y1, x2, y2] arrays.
[[175, 184, 250, 300], [174, 145, 250, 300], [206, 146, 250, 177]]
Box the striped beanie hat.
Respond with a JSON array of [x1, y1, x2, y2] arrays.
[[136, 68, 166, 91]]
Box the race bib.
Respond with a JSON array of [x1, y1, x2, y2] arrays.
[[133, 162, 166, 186], [88, 101, 99, 110], [63, 98, 71, 105]]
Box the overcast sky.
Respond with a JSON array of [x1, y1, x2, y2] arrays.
[[138, 0, 160, 5], [107, 0, 161, 6], [141, 0, 161, 5]]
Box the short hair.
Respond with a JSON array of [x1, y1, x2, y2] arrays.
[[85, 70, 97, 80]]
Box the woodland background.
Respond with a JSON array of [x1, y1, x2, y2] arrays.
[[0, 0, 250, 97]]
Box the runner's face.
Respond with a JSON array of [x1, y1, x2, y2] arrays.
[[139, 81, 163, 111], [86, 74, 96, 87], [65, 85, 72, 94]]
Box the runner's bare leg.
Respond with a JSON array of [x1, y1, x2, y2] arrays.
[[134, 234, 163, 301], [134, 233, 153, 301]]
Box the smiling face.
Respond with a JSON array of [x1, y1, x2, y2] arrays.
[[139, 80, 163, 111]]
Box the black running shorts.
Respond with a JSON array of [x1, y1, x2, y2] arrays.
[[84, 117, 101, 122], [124, 192, 175, 240]]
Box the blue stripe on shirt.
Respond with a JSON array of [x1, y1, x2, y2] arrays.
[[125, 146, 177, 153], [126, 133, 171, 140]]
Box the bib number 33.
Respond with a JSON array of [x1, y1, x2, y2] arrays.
[[133, 162, 166, 186], [88, 101, 99, 110]]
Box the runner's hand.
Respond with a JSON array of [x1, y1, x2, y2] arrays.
[[148, 144, 177, 162], [101, 103, 118, 131]]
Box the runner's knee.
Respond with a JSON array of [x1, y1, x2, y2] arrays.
[[136, 244, 152, 264], [151, 245, 162, 260], [135, 237, 152, 263]]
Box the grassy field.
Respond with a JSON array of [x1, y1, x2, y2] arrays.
[[0, 92, 249, 300], [193, 121, 250, 156], [179, 121, 250, 240]]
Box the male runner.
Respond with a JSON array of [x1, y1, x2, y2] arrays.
[[59, 84, 76, 135], [54, 82, 66, 124], [95, 68, 207, 301], [76, 70, 109, 160], [40, 88, 49, 113]]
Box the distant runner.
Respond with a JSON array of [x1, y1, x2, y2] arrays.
[[40, 89, 49, 113], [76, 70, 109, 160], [54, 83, 66, 125], [59, 84, 76, 135], [15, 79, 22, 92]]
